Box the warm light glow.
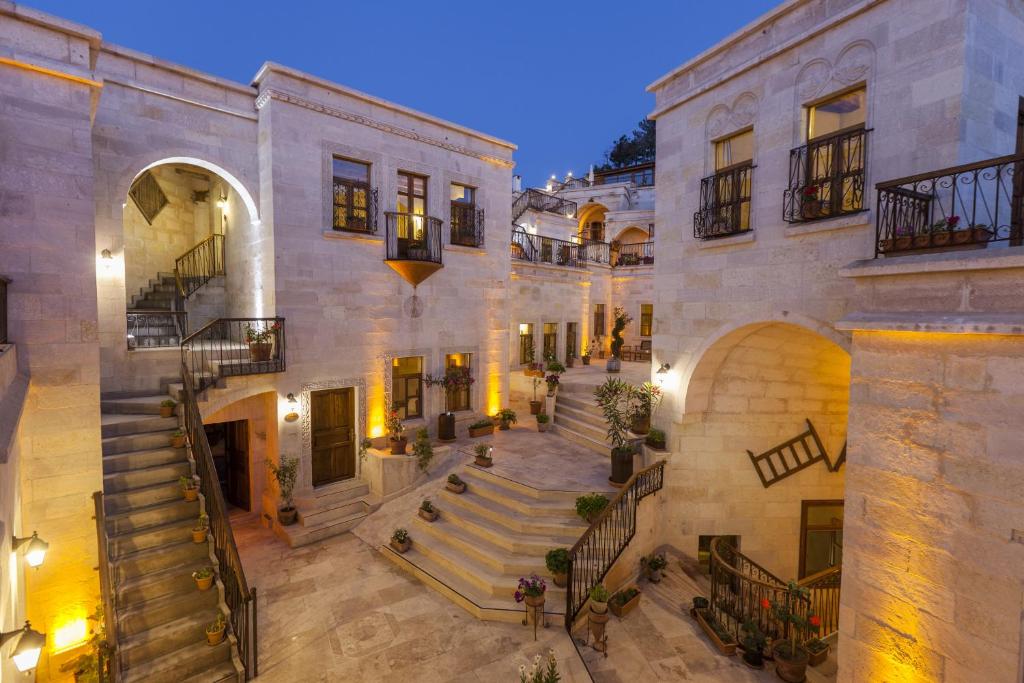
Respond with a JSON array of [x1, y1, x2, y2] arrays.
[[13, 532, 48, 568], [51, 618, 87, 653], [25, 548, 45, 569], [518, 323, 530, 335], [215, 193, 228, 210], [12, 646, 40, 673]]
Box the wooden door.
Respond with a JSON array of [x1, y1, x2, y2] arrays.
[[311, 388, 356, 487], [224, 420, 250, 510]]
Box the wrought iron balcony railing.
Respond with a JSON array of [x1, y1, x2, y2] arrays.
[[595, 162, 655, 187], [181, 317, 286, 394], [615, 241, 654, 266], [694, 163, 754, 239], [175, 234, 225, 299], [126, 310, 188, 349], [875, 153, 1024, 257], [580, 238, 610, 265], [511, 227, 536, 262], [512, 189, 578, 222], [384, 212, 443, 264], [0, 275, 8, 345], [510, 229, 586, 268], [332, 181, 378, 234], [783, 127, 870, 223], [450, 204, 485, 248]]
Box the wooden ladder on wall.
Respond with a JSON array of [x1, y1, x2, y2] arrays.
[[747, 419, 845, 488]]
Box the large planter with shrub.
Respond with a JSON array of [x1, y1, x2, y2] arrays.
[[773, 642, 809, 682], [694, 608, 737, 656], [390, 529, 411, 553], [609, 586, 641, 618], [610, 446, 634, 486], [390, 436, 408, 455], [630, 413, 650, 435], [446, 474, 466, 494], [605, 357, 621, 373], [645, 429, 666, 450], [437, 412, 456, 441], [277, 506, 298, 526], [468, 419, 494, 437]]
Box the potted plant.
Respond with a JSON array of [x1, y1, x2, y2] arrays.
[[588, 583, 611, 645], [386, 409, 407, 454], [536, 412, 550, 432], [544, 374, 560, 397], [589, 583, 610, 614], [545, 358, 566, 376], [805, 637, 830, 666], [609, 586, 641, 618], [693, 606, 738, 655], [523, 346, 537, 376], [170, 429, 186, 448], [545, 548, 569, 587], [800, 185, 821, 219], [930, 216, 956, 246], [418, 498, 438, 522], [496, 408, 517, 430], [266, 455, 299, 526], [767, 582, 815, 682], [692, 596, 710, 611], [244, 321, 280, 362], [473, 443, 493, 467], [605, 307, 632, 373], [594, 377, 635, 485], [159, 399, 177, 418], [412, 428, 433, 472], [529, 376, 543, 415], [446, 473, 466, 494], [629, 382, 661, 435], [740, 620, 767, 669], [581, 339, 594, 366], [407, 240, 428, 260], [514, 574, 547, 614], [180, 475, 198, 502], [468, 418, 495, 437], [575, 493, 609, 523], [645, 427, 666, 450], [191, 513, 209, 544], [640, 553, 667, 582], [192, 567, 214, 591], [425, 366, 474, 440], [205, 613, 226, 646], [391, 528, 411, 553]]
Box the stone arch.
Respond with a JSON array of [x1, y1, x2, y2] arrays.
[[577, 201, 609, 239], [611, 225, 650, 244]]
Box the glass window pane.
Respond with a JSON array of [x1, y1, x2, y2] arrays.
[[333, 158, 369, 182], [807, 504, 844, 526], [450, 183, 474, 204], [413, 176, 426, 196], [393, 356, 422, 376], [715, 130, 754, 170], [809, 88, 866, 140]]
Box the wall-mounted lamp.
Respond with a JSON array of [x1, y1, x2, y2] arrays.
[[12, 532, 49, 568], [215, 193, 228, 210], [287, 393, 297, 403], [0, 621, 45, 673], [656, 363, 670, 386], [283, 393, 299, 423], [100, 249, 112, 261]]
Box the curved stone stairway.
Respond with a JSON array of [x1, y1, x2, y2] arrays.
[[382, 465, 593, 622], [101, 394, 243, 682], [552, 382, 611, 455]]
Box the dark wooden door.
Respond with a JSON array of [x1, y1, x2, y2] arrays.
[[311, 388, 355, 487], [225, 420, 250, 510]]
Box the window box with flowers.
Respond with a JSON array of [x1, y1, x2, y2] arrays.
[[244, 321, 281, 362], [800, 185, 827, 220]]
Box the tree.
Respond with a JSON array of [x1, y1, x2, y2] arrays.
[[597, 119, 655, 170]]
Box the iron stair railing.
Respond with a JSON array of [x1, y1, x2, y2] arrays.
[[564, 459, 665, 630], [180, 318, 285, 395], [175, 234, 225, 299], [92, 492, 120, 682]]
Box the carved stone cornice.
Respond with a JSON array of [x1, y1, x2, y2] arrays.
[[255, 88, 514, 168]]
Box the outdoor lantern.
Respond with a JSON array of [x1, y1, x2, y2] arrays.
[[286, 393, 297, 403], [100, 249, 112, 260], [284, 393, 299, 422], [216, 193, 228, 210], [0, 621, 45, 673], [12, 532, 48, 568], [656, 363, 671, 385]]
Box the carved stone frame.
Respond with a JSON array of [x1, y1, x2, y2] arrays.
[[299, 377, 367, 489]]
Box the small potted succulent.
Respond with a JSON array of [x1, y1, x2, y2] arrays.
[[191, 513, 209, 544], [192, 567, 214, 591], [609, 586, 641, 618], [391, 528, 411, 553], [741, 620, 767, 669], [645, 427, 667, 450], [386, 409, 407, 454], [159, 399, 177, 418], [545, 548, 570, 587], [474, 443, 493, 467], [536, 412, 550, 432], [418, 498, 438, 522], [446, 473, 466, 494], [170, 429, 186, 449], [266, 455, 299, 526], [180, 475, 199, 502], [529, 376, 543, 415], [495, 408, 517, 430], [575, 493, 609, 524], [640, 553, 667, 583], [206, 613, 226, 646], [468, 418, 495, 438], [589, 583, 610, 614], [588, 583, 611, 645]]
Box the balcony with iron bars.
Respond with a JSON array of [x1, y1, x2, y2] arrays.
[[874, 153, 1024, 257], [450, 204, 485, 248], [613, 241, 654, 266], [783, 127, 870, 224], [694, 163, 754, 240], [511, 229, 586, 268], [384, 211, 444, 287], [332, 180, 379, 234]]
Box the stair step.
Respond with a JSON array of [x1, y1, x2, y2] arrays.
[[555, 393, 604, 417], [106, 480, 185, 514], [274, 509, 368, 548], [113, 538, 209, 582], [121, 605, 224, 670], [117, 557, 213, 608], [432, 495, 581, 554], [101, 413, 178, 438], [117, 573, 217, 638], [122, 633, 233, 683], [101, 394, 174, 415], [104, 461, 190, 494], [412, 515, 546, 575], [299, 499, 370, 528], [552, 412, 607, 443], [551, 422, 609, 457], [438, 488, 588, 537], [554, 401, 605, 429], [103, 446, 186, 474], [107, 497, 199, 535], [181, 660, 241, 683], [460, 466, 600, 502], [111, 518, 195, 557], [103, 429, 178, 456], [455, 475, 578, 518]]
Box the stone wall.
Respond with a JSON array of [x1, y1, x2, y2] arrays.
[[0, 346, 28, 683]]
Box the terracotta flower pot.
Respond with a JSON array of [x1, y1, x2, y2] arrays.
[[972, 226, 993, 244], [537, 421, 549, 432], [468, 425, 494, 438], [206, 626, 225, 646], [581, 356, 591, 366], [952, 229, 974, 245], [895, 236, 913, 251], [529, 401, 542, 415], [277, 506, 298, 526], [171, 435, 186, 448], [194, 575, 214, 591], [773, 643, 809, 683], [552, 572, 567, 588], [646, 568, 662, 583], [418, 508, 438, 522], [589, 608, 610, 643], [474, 456, 493, 468], [160, 405, 175, 418], [192, 528, 208, 544], [931, 230, 952, 246], [183, 488, 198, 502], [248, 341, 273, 362], [499, 420, 511, 431], [524, 594, 545, 608], [630, 414, 650, 435], [807, 643, 830, 667], [913, 234, 931, 249], [391, 538, 411, 553], [446, 481, 466, 494], [590, 600, 608, 615], [609, 588, 641, 618], [390, 437, 408, 455]]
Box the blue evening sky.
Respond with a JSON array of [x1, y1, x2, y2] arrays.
[[32, 0, 779, 185]]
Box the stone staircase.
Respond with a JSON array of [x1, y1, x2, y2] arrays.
[[277, 478, 377, 548], [127, 272, 185, 347], [383, 465, 598, 622], [552, 383, 610, 456], [101, 394, 244, 683]]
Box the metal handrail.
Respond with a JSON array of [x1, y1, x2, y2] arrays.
[[181, 366, 258, 678], [181, 318, 286, 394], [92, 492, 120, 682], [614, 241, 653, 266], [450, 204, 485, 247], [512, 189, 578, 222], [175, 234, 225, 299], [799, 565, 842, 638], [694, 163, 755, 239], [126, 309, 188, 349], [783, 127, 870, 224], [384, 212, 443, 264], [564, 459, 665, 630], [0, 275, 8, 345]]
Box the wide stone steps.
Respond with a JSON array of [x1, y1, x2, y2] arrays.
[[106, 497, 198, 535], [110, 518, 196, 557], [555, 393, 604, 418], [103, 446, 185, 474], [552, 411, 607, 445], [551, 421, 609, 457], [117, 584, 218, 639], [104, 461, 191, 494], [105, 480, 184, 514], [120, 608, 223, 672], [554, 397, 606, 428], [455, 472, 585, 519], [101, 413, 178, 438], [122, 636, 235, 683], [100, 395, 172, 415], [438, 488, 585, 536], [103, 429, 178, 456], [413, 515, 547, 576], [113, 538, 209, 584], [435, 497, 579, 555], [275, 509, 369, 548], [117, 557, 210, 607]]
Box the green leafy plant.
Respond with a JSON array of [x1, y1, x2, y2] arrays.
[[766, 581, 818, 661], [641, 553, 667, 573], [58, 604, 106, 683], [518, 649, 561, 683], [610, 587, 640, 606], [594, 378, 632, 452], [192, 567, 213, 580], [392, 528, 409, 543], [532, 376, 543, 401], [193, 513, 209, 531], [179, 475, 196, 491], [609, 306, 633, 359], [448, 473, 464, 486], [206, 613, 226, 635], [630, 382, 662, 420], [385, 408, 406, 440], [412, 428, 433, 471], [420, 499, 434, 513], [469, 418, 494, 430], [575, 493, 609, 522], [741, 619, 767, 654], [359, 437, 373, 463], [545, 548, 570, 574], [536, 413, 550, 424], [160, 399, 176, 408], [545, 359, 566, 374], [266, 455, 299, 509], [645, 427, 666, 447], [496, 408, 517, 425], [805, 637, 828, 654], [589, 583, 610, 603], [172, 428, 184, 437], [474, 443, 492, 460]]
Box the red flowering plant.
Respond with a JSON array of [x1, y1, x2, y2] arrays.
[[424, 366, 474, 411], [514, 574, 547, 603], [767, 581, 816, 662], [384, 408, 405, 441], [244, 321, 281, 344], [930, 215, 960, 232], [801, 185, 819, 198]]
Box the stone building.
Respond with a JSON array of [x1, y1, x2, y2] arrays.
[[647, 0, 1024, 680]]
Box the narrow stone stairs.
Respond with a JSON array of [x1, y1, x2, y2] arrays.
[[552, 383, 610, 456], [100, 394, 244, 683], [127, 272, 184, 347], [383, 465, 605, 622]]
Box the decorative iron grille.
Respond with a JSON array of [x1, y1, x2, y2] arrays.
[[694, 164, 754, 239], [783, 127, 870, 223], [128, 171, 169, 225]]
